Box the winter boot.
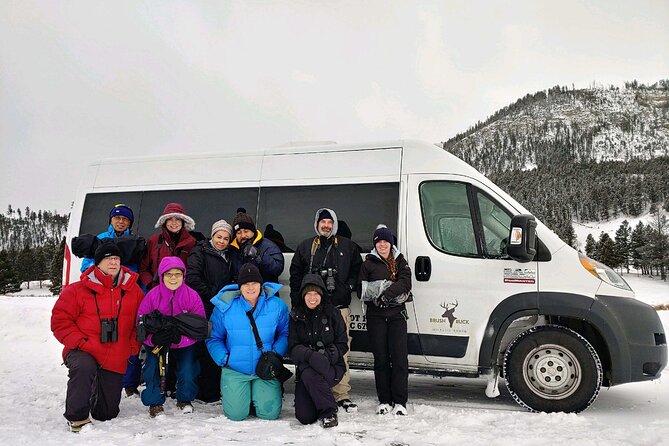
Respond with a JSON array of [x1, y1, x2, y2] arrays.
[[124, 387, 140, 397], [149, 405, 165, 418], [320, 414, 338, 428], [391, 404, 408, 415], [68, 417, 91, 433], [176, 401, 194, 414], [376, 403, 392, 415], [337, 398, 358, 413]]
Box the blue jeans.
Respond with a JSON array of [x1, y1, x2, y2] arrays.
[[141, 345, 200, 406], [122, 354, 142, 389]]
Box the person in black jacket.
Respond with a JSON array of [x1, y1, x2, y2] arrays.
[[186, 218, 234, 403], [359, 225, 412, 416], [289, 208, 362, 412], [289, 274, 348, 428]]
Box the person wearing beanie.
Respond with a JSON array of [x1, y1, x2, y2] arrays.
[[72, 203, 146, 398], [289, 274, 348, 428], [78, 203, 144, 274], [186, 218, 235, 403], [51, 238, 144, 431], [206, 263, 289, 421], [140, 203, 197, 291], [229, 207, 284, 285], [359, 224, 412, 416], [288, 207, 362, 412], [137, 256, 206, 418]]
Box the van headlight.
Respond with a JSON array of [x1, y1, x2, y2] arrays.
[[578, 253, 632, 291]]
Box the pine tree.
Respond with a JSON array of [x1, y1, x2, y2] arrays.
[[614, 220, 632, 273], [0, 250, 22, 293], [16, 245, 35, 289], [643, 212, 669, 280], [630, 222, 647, 274], [597, 232, 618, 268], [585, 234, 597, 258], [49, 237, 65, 296]]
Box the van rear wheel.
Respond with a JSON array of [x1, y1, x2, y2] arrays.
[[503, 325, 602, 413]]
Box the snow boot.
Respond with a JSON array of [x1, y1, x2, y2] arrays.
[[337, 398, 358, 413], [376, 403, 392, 415], [68, 417, 91, 433], [391, 404, 408, 416], [320, 414, 338, 428], [176, 401, 194, 414], [124, 387, 140, 397], [149, 405, 165, 418]]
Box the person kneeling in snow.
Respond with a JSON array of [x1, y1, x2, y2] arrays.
[[137, 256, 205, 418], [51, 241, 144, 432], [289, 274, 348, 428]]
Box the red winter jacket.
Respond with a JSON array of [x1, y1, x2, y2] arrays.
[[139, 227, 196, 290], [51, 266, 144, 374]]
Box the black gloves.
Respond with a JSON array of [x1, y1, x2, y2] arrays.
[[324, 344, 340, 364], [152, 325, 181, 347], [242, 243, 262, 265]]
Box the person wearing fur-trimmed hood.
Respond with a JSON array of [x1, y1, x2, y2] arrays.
[[139, 203, 197, 291], [358, 224, 412, 416], [206, 263, 289, 421], [289, 274, 347, 428]]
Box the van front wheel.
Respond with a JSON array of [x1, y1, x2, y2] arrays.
[[503, 325, 602, 413]]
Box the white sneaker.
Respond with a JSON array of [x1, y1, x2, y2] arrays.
[[391, 404, 408, 415], [376, 403, 392, 415]]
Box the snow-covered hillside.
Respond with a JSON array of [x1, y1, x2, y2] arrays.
[[1, 275, 668, 445]]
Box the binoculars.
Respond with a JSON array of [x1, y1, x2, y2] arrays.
[[100, 318, 118, 343]]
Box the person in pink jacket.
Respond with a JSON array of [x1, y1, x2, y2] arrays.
[[137, 256, 205, 417]]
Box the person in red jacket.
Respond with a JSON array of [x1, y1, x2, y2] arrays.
[[51, 241, 144, 432], [139, 203, 197, 291]]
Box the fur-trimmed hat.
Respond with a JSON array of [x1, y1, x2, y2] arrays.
[[109, 204, 134, 226], [94, 241, 122, 265], [232, 207, 256, 234], [211, 219, 233, 238], [155, 203, 195, 231], [372, 224, 394, 246], [238, 263, 263, 286]]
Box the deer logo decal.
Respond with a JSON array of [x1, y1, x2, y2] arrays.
[[440, 300, 459, 328]]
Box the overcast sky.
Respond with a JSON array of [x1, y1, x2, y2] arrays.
[[1, 0, 667, 213]]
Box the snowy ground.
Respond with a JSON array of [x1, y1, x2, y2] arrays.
[[1, 275, 668, 445]]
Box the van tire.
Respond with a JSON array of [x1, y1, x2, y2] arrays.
[[503, 324, 602, 413]]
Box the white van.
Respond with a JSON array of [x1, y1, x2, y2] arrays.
[[64, 140, 667, 413]]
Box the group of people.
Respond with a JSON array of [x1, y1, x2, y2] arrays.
[[51, 202, 413, 432]]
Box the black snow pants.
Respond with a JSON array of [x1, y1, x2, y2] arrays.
[[294, 360, 344, 424], [367, 310, 409, 406], [64, 349, 123, 422], [195, 340, 222, 403]]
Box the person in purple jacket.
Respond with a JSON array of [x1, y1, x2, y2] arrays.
[[137, 256, 205, 418]]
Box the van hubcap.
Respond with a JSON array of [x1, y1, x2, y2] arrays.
[[522, 343, 581, 399]]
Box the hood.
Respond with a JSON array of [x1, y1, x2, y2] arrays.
[[158, 256, 187, 283], [295, 273, 330, 311], [313, 207, 338, 238], [370, 245, 401, 261], [106, 224, 131, 236], [210, 281, 282, 313]]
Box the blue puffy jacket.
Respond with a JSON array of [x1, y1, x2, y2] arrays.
[[80, 225, 138, 272], [206, 282, 289, 376]]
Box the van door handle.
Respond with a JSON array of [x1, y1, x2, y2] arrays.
[[415, 256, 431, 281]]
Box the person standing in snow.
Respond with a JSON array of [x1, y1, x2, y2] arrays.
[[358, 225, 412, 416], [137, 256, 205, 417], [229, 208, 284, 284], [289, 207, 362, 412], [289, 274, 348, 428], [51, 241, 144, 432], [206, 263, 289, 421], [186, 218, 234, 403], [139, 202, 197, 291]]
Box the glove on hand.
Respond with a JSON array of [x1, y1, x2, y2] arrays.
[[324, 344, 339, 364], [152, 325, 180, 346], [242, 244, 262, 265]]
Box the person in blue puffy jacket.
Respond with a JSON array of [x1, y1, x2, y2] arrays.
[[206, 263, 289, 421]]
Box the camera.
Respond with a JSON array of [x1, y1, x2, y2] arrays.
[[136, 315, 146, 342], [100, 318, 118, 343], [319, 268, 337, 293]]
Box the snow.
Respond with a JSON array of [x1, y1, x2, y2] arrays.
[[1, 276, 668, 445]]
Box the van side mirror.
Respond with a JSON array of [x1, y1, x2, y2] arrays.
[[506, 214, 537, 263]]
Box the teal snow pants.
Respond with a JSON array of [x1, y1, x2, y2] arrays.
[[220, 367, 282, 421]]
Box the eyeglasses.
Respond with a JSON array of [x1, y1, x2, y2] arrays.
[[164, 272, 184, 279]]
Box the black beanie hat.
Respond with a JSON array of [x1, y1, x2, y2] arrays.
[[372, 224, 394, 246], [94, 241, 122, 265], [238, 263, 263, 286], [317, 209, 334, 222], [232, 207, 256, 234]]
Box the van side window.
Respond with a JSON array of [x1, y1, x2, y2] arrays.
[[476, 192, 512, 258], [419, 182, 478, 256], [258, 183, 399, 253]]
